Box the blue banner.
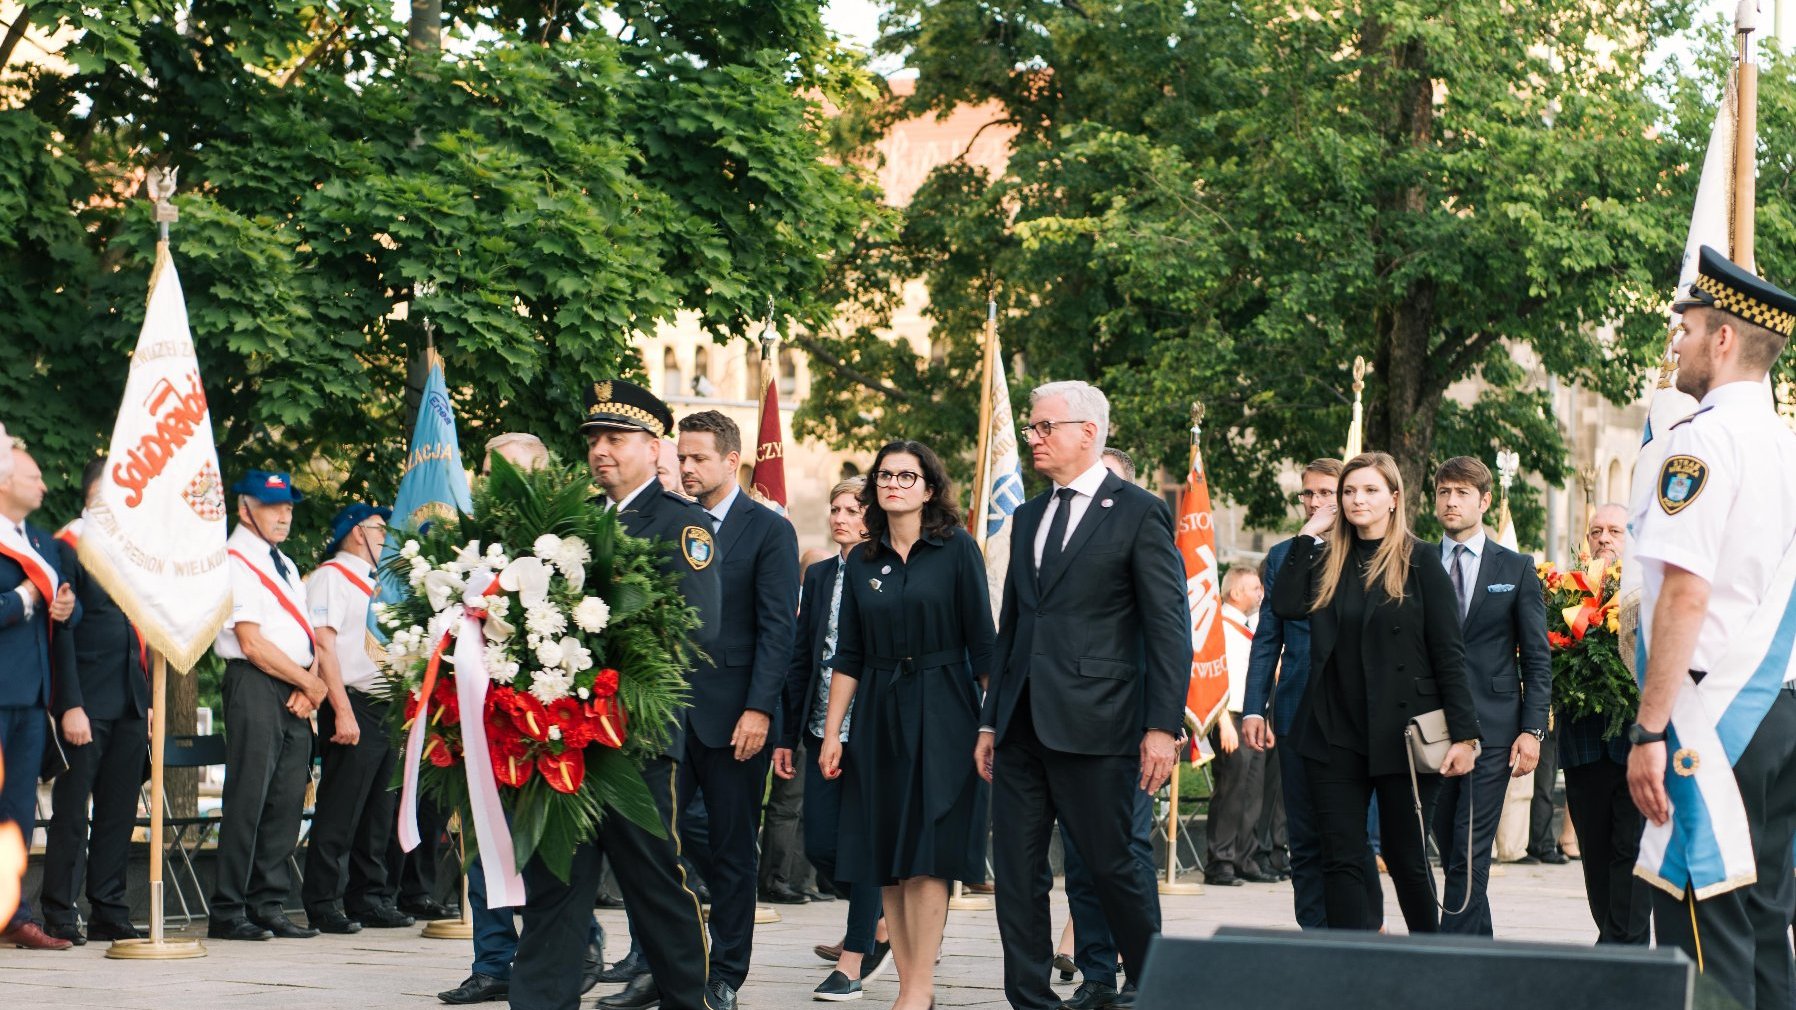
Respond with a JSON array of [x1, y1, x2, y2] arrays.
[[372, 357, 472, 639]]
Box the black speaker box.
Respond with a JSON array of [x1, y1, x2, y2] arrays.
[[1136, 927, 1741, 1010]]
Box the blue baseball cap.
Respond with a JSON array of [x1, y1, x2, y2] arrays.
[[230, 470, 305, 504], [325, 503, 393, 556]]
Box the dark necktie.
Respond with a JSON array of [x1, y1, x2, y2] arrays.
[[1041, 487, 1078, 573], [270, 547, 290, 582], [1451, 543, 1470, 620]]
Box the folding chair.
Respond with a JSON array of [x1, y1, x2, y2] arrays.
[[136, 734, 228, 925]]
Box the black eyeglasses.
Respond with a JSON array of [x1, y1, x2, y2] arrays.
[[874, 470, 922, 489], [1020, 419, 1090, 441], [1296, 489, 1337, 502]]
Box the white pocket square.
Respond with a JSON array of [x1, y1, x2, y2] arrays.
[[1487, 584, 1515, 593]]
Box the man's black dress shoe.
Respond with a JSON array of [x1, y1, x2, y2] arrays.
[[707, 979, 738, 1010], [1240, 867, 1282, 884], [760, 884, 810, 905], [582, 940, 605, 995], [1113, 982, 1138, 1008], [1203, 869, 1245, 887], [252, 913, 320, 939], [43, 923, 86, 946], [349, 904, 416, 928], [438, 973, 509, 1004], [801, 887, 836, 903], [597, 949, 649, 983], [400, 898, 456, 920], [596, 973, 661, 1010], [597, 892, 627, 909], [207, 918, 274, 941], [86, 920, 146, 941], [1060, 980, 1119, 1010], [309, 909, 363, 934]]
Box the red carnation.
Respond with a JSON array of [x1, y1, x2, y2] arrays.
[[547, 697, 592, 748], [403, 690, 423, 724], [538, 747, 587, 794], [585, 695, 629, 749], [1548, 631, 1573, 649], [424, 734, 455, 767], [591, 668, 620, 699]]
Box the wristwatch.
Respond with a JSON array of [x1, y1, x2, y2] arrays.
[[1523, 727, 1546, 743], [1626, 723, 1668, 745]]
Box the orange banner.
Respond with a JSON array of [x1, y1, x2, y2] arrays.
[[1176, 446, 1228, 733]]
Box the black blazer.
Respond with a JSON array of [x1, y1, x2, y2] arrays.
[[685, 491, 799, 750], [1271, 533, 1481, 777], [983, 471, 1191, 757], [52, 539, 149, 722], [1437, 538, 1551, 746], [617, 483, 721, 760], [778, 553, 841, 751]]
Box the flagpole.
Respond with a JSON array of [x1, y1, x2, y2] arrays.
[[1733, 0, 1760, 270], [748, 301, 784, 925], [970, 296, 999, 551], [108, 169, 203, 960], [1161, 402, 1204, 897]]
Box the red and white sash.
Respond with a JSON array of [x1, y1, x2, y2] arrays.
[[229, 548, 316, 651]]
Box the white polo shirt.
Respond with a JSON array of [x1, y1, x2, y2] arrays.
[[216, 524, 314, 668], [307, 552, 381, 693], [1634, 380, 1796, 676], [1222, 602, 1257, 713]]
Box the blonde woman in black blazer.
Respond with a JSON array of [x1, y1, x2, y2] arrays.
[[1271, 452, 1481, 932]]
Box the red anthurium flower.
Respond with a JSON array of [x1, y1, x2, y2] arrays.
[[585, 695, 629, 749], [403, 690, 423, 724], [592, 668, 620, 699], [432, 675, 461, 724], [502, 690, 552, 742], [493, 744, 534, 787], [538, 747, 586, 794], [425, 734, 455, 767], [547, 697, 592, 748]]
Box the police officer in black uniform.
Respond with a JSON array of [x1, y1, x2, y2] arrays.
[[509, 379, 719, 1010]]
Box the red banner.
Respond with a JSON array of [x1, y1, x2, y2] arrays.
[[1175, 447, 1228, 733], [751, 374, 787, 510]]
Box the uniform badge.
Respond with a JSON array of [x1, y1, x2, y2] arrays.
[[681, 526, 714, 570], [1657, 455, 1708, 516], [1673, 747, 1700, 777]]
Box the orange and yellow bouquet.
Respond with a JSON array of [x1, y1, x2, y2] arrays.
[[1538, 558, 1636, 740]]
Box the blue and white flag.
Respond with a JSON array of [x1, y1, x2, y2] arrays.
[[373, 354, 473, 640], [976, 337, 1025, 623]]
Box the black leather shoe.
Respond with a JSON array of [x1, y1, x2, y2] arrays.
[[761, 883, 809, 904], [596, 891, 627, 909], [596, 973, 660, 1010], [1060, 980, 1119, 1010], [1053, 952, 1077, 983], [598, 950, 649, 984], [43, 923, 85, 946], [1240, 867, 1282, 884], [207, 917, 274, 941], [707, 980, 738, 1010], [309, 909, 363, 934], [1514, 854, 1542, 865], [400, 898, 456, 921], [349, 904, 415, 928], [581, 940, 605, 995], [1540, 848, 1570, 865], [438, 973, 509, 1004], [801, 887, 837, 903], [1112, 982, 1138, 1009], [86, 920, 145, 941], [252, 913, 320, 939], [1203, 869, 1245, 887]]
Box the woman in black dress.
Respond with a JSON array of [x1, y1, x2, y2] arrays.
[[818, 439, 993, 1010], [1270, 451, 1481, 933]]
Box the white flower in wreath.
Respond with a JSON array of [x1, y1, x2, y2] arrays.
[[529, 667, 573, 704], [423, 570, 464, 612], [554, 538, 591, 574], [500, 556, 553, 610], [485, 542, 510, 567], [559, 636, 593, 674], [451, 540, 485, 573], [485, 643, 518, 684], [534, 638, 566, 670], [532, 533, 564, 561], [573, 597, 611, 634], [401, 539, 421, 558], [485, 595, 511, 617], [462, 566, 496, 610], [525, 605, 567, 640], [547, 724, 563, 741], [407, 556, 430, 588], [428, 604, 465, 647], [562, 562, 586, 594], [483, 611, 515, 644]]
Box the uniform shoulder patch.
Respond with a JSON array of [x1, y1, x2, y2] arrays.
[[1658, 454, 1709, 515], [681, 525, 715, 570]]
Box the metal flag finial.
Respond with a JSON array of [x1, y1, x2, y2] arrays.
[[147, 167, 179, 243], [758, 298, 779, 362]]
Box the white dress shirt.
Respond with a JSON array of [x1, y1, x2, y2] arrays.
[[216, 524, 314, 667], [1440, 527, 1488, 595], [1222, 602, 1256, 712], [706, 483, 742, 533], [1032, 460, 1110, 569], [307, 552, 382, 693]]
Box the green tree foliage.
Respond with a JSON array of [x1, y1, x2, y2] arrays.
[[0, 1, 892, 552], [793, 0, 1768, 546]]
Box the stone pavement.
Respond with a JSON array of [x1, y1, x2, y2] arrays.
[[0, 861, 1599, 1010]]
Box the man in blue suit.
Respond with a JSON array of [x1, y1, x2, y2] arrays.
[[1242, 457, 1383, 930], [0, 440, 81, 950]]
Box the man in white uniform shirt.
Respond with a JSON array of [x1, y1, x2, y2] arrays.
[[1205, 566, 1272, 887], [302, 503, 416, 934], [209, 470, 327, 941]]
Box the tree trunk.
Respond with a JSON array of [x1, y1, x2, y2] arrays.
[[166, 668, 199, 822], [409, 0, 441, 54]]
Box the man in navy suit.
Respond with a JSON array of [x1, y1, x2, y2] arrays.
[[0, 439, 81, 950], [1429, 456, 1550, 935]]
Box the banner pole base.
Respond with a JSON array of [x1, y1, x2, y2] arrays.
[[423, 852, 475, 939], [1157, 879, 1205, 896], [109, 885, 205, 959], [754, 905, 782, 924], [947, 880, 993, 911]]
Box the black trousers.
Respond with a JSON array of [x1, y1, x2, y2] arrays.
[[40, 713, 148, 928], [992, 702, 1161, 1010], [1255, 745, 1289, 873], [1205, 712, 1267, 876], [511, 755, 710, 1010], [677, 738, 771, 989], [1562, 757, 1650, 945], [1434, 740, 1512, 935], [1527, 725, 1561, 859], [758, 741, 814, 895], [387, 792, 450, 907], [301, 691, 397, 916], [211, 661, 313, 923], [1304, 744, 1441, 933], [1651, 690, 1796, 1010]]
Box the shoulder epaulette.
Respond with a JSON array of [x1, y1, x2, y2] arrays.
[[1670, 405, 1715, 430]]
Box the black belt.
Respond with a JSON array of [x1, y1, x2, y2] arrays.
[[867, 649, 966, 671]]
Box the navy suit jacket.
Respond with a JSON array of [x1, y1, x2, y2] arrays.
[[686, 492, 799, 750], [0, 522, 78, 709], [778, 554, 839, 751], [1435, 538, 1552, 746], [1242, 536, 1311, 737]]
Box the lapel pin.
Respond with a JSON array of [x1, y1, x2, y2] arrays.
[[881, 565, 892, 575], [1101, 498, 1114, 508], [869, 578, 883, 592]]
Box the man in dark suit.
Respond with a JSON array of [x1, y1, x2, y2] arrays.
[[657, 409, 797, 1010], [40, 458, 150, 945], [975, 380, 1191, 1010], [0, 438, 81, 950], [511, 380, 718, 1010], [1430, 456, 1551, 935]]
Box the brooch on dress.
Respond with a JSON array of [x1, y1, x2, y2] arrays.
[[869, 578, 883, 592]]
